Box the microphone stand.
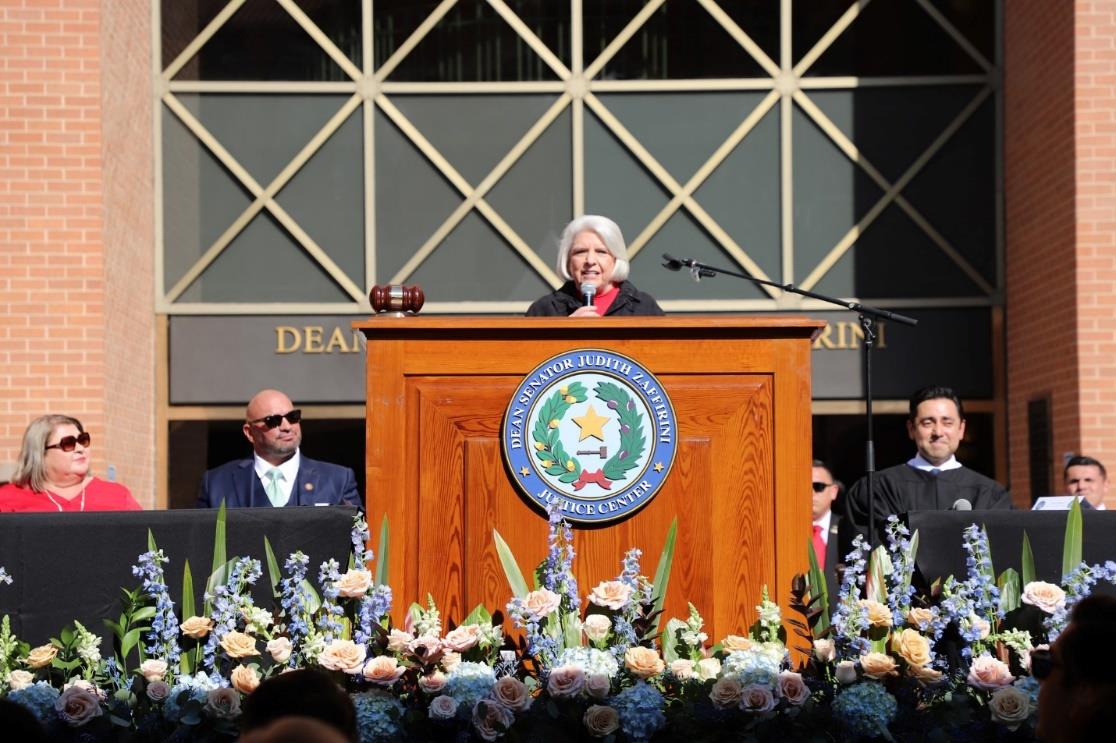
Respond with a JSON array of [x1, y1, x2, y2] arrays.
[[661, 255, 917, 550]]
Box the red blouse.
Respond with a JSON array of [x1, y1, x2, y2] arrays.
[[0, 477, 142, 512]]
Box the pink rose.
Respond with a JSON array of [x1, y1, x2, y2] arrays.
[[407, 635, 444, 664], [363, 656, 406, 686], [206, 688, 241, 719], [778, 671, 810, 705], [522, 589, 562, 619], [146, 680, 171, 702], [624, 646, 665, 679], [231, 664, 260, 693], [1022, 582, 1066, 614], [318, 639, 367, 674], [420, 670, 448, 694], [443, 624, 484, 652], [55, 686, 103, 727], [740, 683, 776, 713], [140, 659, 168, 683], [670, 659, 695, 680], [492, 676, 531, 712], [429, 694, 458, 720], [547, 664, 586, 698], [583, 704, 620, 737], [967, 654, 1014, 690], [335, 569, 372, 598], [267, 637, 292, 664], [709, 676, 743, 709], [387, 628, 414, 653], [585, 673, 611, 699], [588, 580, 632, 610], [472, 699, 515, 741]]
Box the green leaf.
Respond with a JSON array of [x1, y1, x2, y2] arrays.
[[60, 626, 74, 646], [147, 529, 158, 555], [806, 537, 830, 635], [661, 617, 684, 663], [866, 546, 891, 604], [181, 560, 195, 620], [979, 526, 996, 585], [205, 503, 228, 616], [998, 568, 1021, 614], [562, 611, 581, 648], [300, 579, 322, 615], [492, 529, 529, 599], [462, 604, 492, 627], [374, 515, 390, 587], [121, 627, 144, 663], [1063, 498, 1083, 579], [131, 606, 157, 623], [264, 538, 282, 600], [1021, 532, 1036, 587], [651, 518, 677, 633]]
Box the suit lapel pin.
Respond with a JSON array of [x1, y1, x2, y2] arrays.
[[305, 483, 314, 491]]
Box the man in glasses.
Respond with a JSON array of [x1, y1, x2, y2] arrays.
[[810, 459, 842, 603], [196, 389, 361, 510]]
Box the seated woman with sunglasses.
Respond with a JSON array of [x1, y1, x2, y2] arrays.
[[0, 415, 142, 512]]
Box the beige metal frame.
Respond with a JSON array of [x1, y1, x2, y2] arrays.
[[153, 0, 1002, 315]]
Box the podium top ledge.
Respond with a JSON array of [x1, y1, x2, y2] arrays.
[[353, 315, 826, 339]]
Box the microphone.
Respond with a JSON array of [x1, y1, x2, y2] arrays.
[[951, 499, 972, 511], [662, 253, 685, 272], [580, 282, 597, 307]]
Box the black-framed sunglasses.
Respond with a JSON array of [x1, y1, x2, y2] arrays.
[[1029, 648, 1057, 680], [45, 432, 91, 452], [812, 481, 833, 493], [248, 409, 302, 430]]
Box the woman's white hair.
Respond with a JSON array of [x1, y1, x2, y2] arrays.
[[556, 215, 630, 283], [11, 414, 84, 492]]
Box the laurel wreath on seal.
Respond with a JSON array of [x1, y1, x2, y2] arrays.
[[531, 380, 647, 487]]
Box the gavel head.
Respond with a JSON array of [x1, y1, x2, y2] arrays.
[[369, 284, 425, 314]]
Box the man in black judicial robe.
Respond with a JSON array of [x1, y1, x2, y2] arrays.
[[839, 386, 1012, 556]]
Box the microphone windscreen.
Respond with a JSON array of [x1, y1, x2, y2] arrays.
[[952, 499, 973, 511], [580, 282, 597, 307]]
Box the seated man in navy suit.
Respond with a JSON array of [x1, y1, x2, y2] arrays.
[[196, 389, 361, 510]]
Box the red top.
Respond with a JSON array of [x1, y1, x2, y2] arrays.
[[592, 283, 620, 315], [0, 477, 142, 512]]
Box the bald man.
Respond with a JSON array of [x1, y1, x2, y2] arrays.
[[195, 389, 361, 509]]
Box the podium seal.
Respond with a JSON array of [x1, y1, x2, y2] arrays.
[[502, 349, 677, 524]]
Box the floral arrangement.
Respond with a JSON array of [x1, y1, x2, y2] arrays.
[[0, 502, 1113, 741]]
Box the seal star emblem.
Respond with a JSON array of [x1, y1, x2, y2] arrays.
[[654, 462, 664, 473], [519, 466, 530, 477], [572, 404, 610, 441]]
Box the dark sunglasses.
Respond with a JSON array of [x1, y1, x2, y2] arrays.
[[812, 481, 833, 493], [248, 409, 302, 430], [1030, 648, 1057, 680], [45, 432, 91, 452]]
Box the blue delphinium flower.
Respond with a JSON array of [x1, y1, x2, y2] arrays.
[[832, 681, 898, 739], [8, 681, 60, 726], [445, 661, 497, 711], [132, 549, 181, 667], [540, 502, 580, 614], [884, 516, 917, 626], [832, 534, 871, 659], [352, 690, 405, 742], [202, 556, 261, 672], [1047, 560, 1116, 640], [355, 584, 393, 646], [350, 514, 375, 565], [279, 551, 313, 664], [507, 596, 560, 667], [317, 559, 344, 642], [611, 681, 666, 742]]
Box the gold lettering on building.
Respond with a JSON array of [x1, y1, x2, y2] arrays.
[[811, 321, 888, 350], [274, 326, 362, 354]]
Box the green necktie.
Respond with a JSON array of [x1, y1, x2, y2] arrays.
[[264, 468, 288, 507]]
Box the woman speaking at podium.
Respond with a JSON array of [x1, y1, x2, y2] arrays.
[[526, 215, 664, 318]]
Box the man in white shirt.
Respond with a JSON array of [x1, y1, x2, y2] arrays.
[[1064, 455, 1109, 510]]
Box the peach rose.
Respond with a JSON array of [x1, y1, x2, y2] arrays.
[[318, 639, 366, 674], [670, 659, 695, 680], [1021, 581, 1066, 614], [909, 664, 945, 684], [55, 685, 102, 727], [231, 664, 260, 693], [585, 673, 611, 700], [472, 699, 515, 742], [146, 680, 171, 702], [859, 599, 893, 628], [740, 683, 776, 713], [967, 654, 1013, 690], [547, 664, 586, 698], [583, 614, 611, 642], [523, 588, 562, 619], [697, 658, 722, 681], [335, 569, 372, 598], [891, 629, 932, 667], [835, 660, 858, 684], [778, 670, 810, 705], [267, 637, 292, 664], [7, 669, 33, 691], [363, 656, 406, 686], [26, 643, 58, 669], [387, 628, 414, 653], [206, 687, 241, 719], [441, 651, 462, 672], [722, 635, 753, 652], [180, 615, 214, 639], [219, 631, 259, 659], [140, 659, 168, 683], [709, 676, 743, 709], [624, 646, 665, 679], [813, 638, 836, 663], [588, 580, 632, 610], [429, 694, 458, 720], [583, 704, 620, 737], [860, 652, 898, 679], [443, 624, 484, 652], [420, 670, 448, 694], [492, 676, 531, 712], [989, 686, 1032, 731], [906, 607, 934, 630]]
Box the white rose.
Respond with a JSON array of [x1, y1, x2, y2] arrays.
[[335, 569, 372, 598], [697, 657, 721, 681], [583, 614, 612, 643], [835, 660, 858, 684], [7, 669, 34, 691], [267, 637, 292, 664], [670, 659, 695, 680], [813, 638, 836, 663], [140, 658, 168, 683]]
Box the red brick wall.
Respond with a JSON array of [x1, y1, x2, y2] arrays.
[[0, 1, 154, 505]]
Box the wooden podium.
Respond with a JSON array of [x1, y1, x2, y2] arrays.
[[355, 316, 822, 639]]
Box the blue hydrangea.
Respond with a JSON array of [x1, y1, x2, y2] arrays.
[[721, 644, 784, 687], [833, 681, 898, 739], [611, 681, 665, 742], [162, 671, 223, 724], [353, 690, 404, 742], [445, 661, 497, 710], [8, 681, 60, 725], [555, 646, 620, 678]]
